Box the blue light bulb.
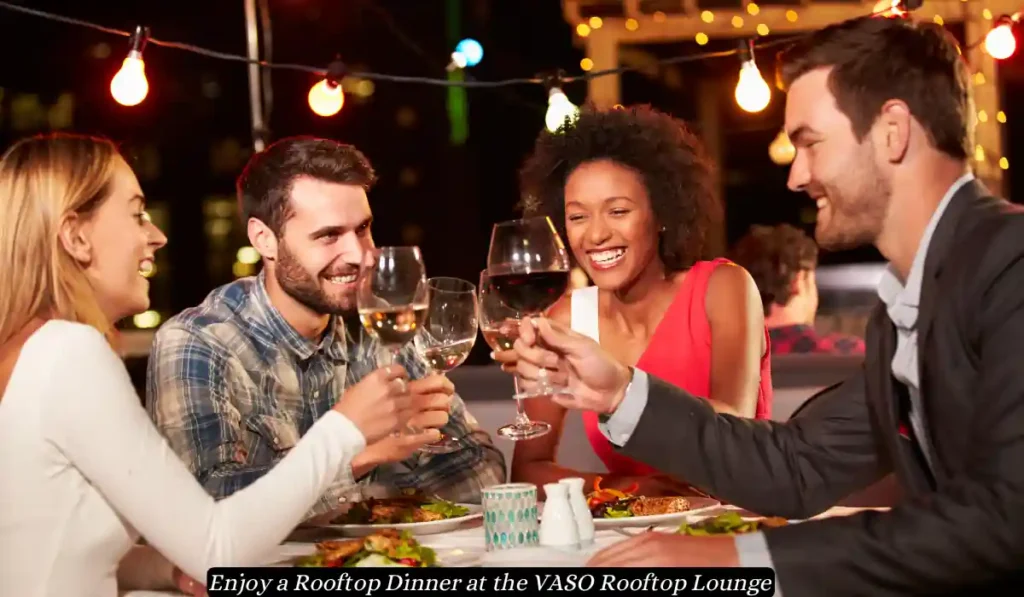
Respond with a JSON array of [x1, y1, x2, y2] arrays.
[[455, 38, 484, 67]]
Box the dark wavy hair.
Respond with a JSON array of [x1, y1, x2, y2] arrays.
[[518, 104, 721, 272], [776, 15, 971, 160], [729, 224, 818, 316], [236, 136, 377, 236]]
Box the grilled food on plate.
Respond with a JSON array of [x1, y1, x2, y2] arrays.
[[629, 496, 691, 517], [295, 529, 437, 567], [677, 511, 788, 536], [586, 477, 691, 518], [331, 489, 469, 525]]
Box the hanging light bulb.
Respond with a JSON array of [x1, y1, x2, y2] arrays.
[[545, 87, 579, 132], [448, 38, 484, 70], [872, 0, 904, 18], [769, 129, 796, 165], [734, 41, 771, 113], [110, 26, 150, 107], [984, 17, 1017, 60], [308, 60, 346, 117]]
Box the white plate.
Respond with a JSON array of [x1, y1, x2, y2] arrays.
[[321, 504, 483, 537], [590, 496, 721, 528], [266, 543, 479, 568]]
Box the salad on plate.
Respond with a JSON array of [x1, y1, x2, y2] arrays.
[[295, 529, 437, 567]]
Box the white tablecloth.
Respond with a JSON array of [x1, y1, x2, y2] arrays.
[[122, 505, 886, 595], [120, 517, 669, 595]]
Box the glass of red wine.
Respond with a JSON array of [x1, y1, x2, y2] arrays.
[[412, 277, 479, 454], [479, 269, 551, 440], [486, 216, 571, 439]]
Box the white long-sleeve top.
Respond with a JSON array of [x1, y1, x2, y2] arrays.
[[0, 320, 365, 596]]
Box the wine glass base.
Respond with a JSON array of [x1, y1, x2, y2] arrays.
[[497, 421, 552, 441], [417, 436, 462, 454]]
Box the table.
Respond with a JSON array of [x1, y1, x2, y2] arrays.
[[122, 505, 887, 595]]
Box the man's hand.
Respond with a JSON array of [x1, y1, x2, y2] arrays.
[[512, 318, 632, 415], [350, 373, 455, 476], [586, 532, 740, 567], [332, 364, 413, 444]]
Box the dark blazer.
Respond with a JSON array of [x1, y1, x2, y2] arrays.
[[619, 179, 1024, 596]]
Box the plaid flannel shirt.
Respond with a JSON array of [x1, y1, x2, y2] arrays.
[[145, 272, 506, 517], [768, 323, 865, 356]]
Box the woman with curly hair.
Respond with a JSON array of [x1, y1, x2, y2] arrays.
[[500, 105, 773, 497]]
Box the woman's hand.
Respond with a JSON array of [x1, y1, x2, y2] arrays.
[[172, 567, 207, 596]]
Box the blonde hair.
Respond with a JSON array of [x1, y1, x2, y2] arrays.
[[0, 133, 124, 346]]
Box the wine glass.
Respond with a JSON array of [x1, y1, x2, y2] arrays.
[[357, 246, 429, 366], [412, 277, 479, 454], [479, 269, 551, 440], [485, 216, 571, 437]]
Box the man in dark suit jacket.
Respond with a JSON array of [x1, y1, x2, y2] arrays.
[[506, 16, 1024, 596]]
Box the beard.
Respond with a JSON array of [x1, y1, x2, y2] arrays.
[[812, 146, 891, 251], [274, 241, 356, 316]]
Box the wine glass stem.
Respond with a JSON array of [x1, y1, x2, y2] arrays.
[[512, 376, 531, 426]]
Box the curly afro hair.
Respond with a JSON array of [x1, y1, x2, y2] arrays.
[[518, 104, 721, 272]]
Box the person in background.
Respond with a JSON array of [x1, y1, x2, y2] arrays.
[[730, 223, 864, 355], [147, 136, 505, 517], [0, 133, 419, 596], [496, 105, 773, 498]]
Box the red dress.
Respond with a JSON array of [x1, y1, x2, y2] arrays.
[[575, 258, 773, 476]]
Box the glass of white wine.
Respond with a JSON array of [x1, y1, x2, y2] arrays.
[[412, 277, 478, 454], [357, 246, 429, 366]]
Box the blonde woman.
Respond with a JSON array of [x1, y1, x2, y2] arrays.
[[0, 134, 432, 596]]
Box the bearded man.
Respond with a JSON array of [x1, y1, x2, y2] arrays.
[[146, 137, 505, 516], [506, 15, 1024, 596]]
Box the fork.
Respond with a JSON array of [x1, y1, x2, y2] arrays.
[[612, 524, 657, 538]]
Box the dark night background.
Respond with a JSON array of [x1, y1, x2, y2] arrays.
[[1, 0, 1020, 366]]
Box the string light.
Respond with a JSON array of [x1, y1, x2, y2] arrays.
[[873, 0, 905, 18], [984, 15, 1018, 59], [1, 0, 1006, 147], [236, 246, 261, 264], [133, 310, 162, 329], [544, 74, 579, 133], [734, 40, 771, 113], [769, 129, 796, 165], [448, 38, 484, 70], [308, 60, 345, 117], [110, 25, 150, 106], [0, 0, 938, 96]]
